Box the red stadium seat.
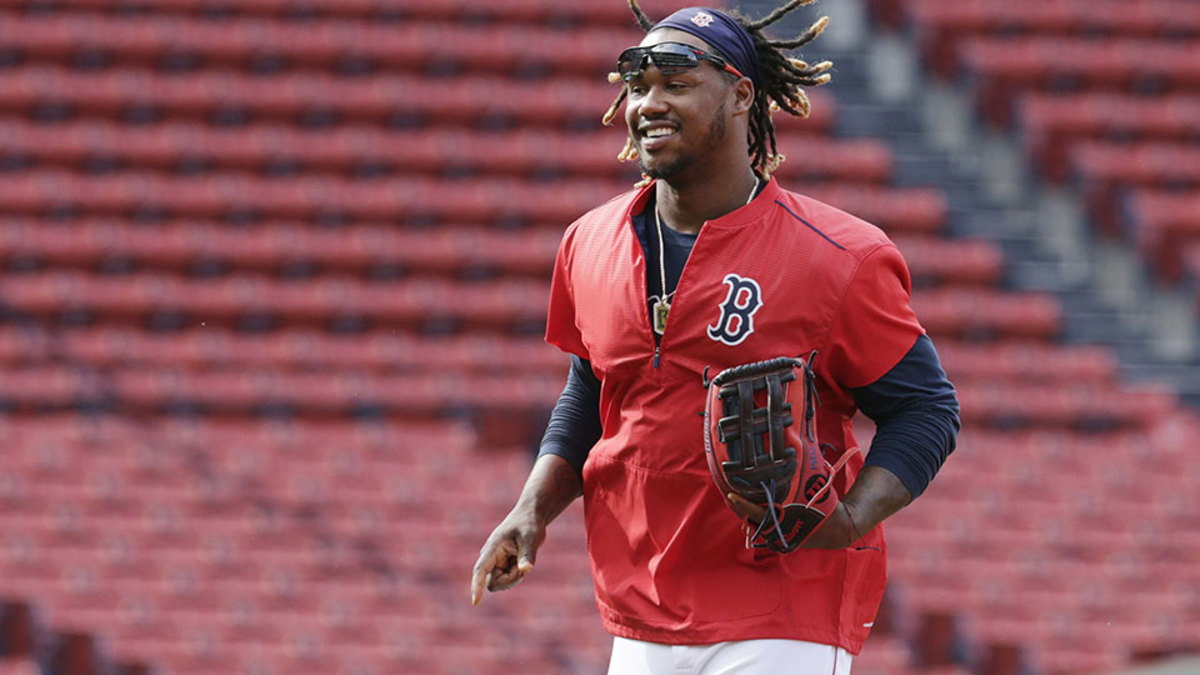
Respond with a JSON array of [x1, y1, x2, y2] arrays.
[[891, 236, 1005, 287], [1019, 93, 1200, 183], [1126, 189, 1200, 284], [907, 0, 1200, 79], [910, 287, 1062, 341], [962, 37, 1200, 128], [935, 340, 1118, 385]]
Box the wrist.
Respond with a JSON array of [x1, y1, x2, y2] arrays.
[[841, 500, 861, 547], [515, 454, 583, 528]]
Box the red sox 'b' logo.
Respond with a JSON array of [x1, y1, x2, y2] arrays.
[[707, 274, 763, 346]]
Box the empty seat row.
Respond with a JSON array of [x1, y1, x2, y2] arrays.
[[1, 0, 421, 18], [1073, 143, 1200, 280], [0, 219, 562, 277], [0, 415, 478, 459], [0, 0, 692, 24], [0, 16, 640, 78], [961, 37, 1200, 128], [0, 170, 619, 226], [910, 287, 1061, 340], [933, 340, 1118, 384], [1, 274, 1049, 339], [911, 467, 1196, 532], [3, 359, 1172, 429], [937, 420, 1200, 481], [0, 363, 564, 417], [1070, 140, 1200, 191], [0, 324, 567, 374], [0, 66, 731, 130], [954, 381, 1177, 430], [906, 0, 1200, 78], [0, 119, 887, 182], [1018, 92, 1200, 182], [1124, 189, 1200, 285], [0, 269, 550, 331], [401, 0, 694, 26], [37, 327, 1122, 387], [0, 170, 934, 230], [891, 235, 1004, 287], [0, 225, 991, 285]]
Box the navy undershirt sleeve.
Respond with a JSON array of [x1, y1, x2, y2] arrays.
[[851, 334, 961, 499], [537, 354, 603, 477]]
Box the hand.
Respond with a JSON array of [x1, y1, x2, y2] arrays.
[[470, 507, 545, 606], [725, 493, 861, 550]]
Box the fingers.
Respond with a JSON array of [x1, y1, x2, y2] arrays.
[[726, 492, 768, 522], [469, 552, 496, 606], [516, 530, 537, 573], [470, 527, 539, 606], [471, 533, 512, 606]]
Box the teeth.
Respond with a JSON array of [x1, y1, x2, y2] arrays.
[[644, 128, 674, 138]]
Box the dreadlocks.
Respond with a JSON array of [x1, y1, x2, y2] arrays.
[[604, 0, 832, 178]]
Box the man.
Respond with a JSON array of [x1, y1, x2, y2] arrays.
[[471, 3, 960, 673]]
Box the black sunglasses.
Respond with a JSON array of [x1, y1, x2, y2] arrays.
[[617, 42, 746, 82]]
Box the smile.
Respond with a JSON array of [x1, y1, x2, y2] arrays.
[[638, 124, 679, 150]]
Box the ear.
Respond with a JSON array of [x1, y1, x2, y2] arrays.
[[729, 77, 755, 117]]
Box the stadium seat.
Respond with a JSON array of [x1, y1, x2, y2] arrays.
[[910, 288, 1062, 340], [1126, 189, 1200, 284], [961, 37, 1200, 128], [907, 0, 1200, 79], [892, 236, 1005, 287], [1019, 92, 1200, 183]]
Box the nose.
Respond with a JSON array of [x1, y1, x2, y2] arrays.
[[636, 83, 670, 116]]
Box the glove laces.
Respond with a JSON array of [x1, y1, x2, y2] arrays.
[[747, 477, 787, 549]]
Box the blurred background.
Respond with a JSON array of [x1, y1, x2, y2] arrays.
[[0, 0, 1198, 673]]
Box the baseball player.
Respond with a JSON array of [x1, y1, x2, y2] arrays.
[[471, 3, 960, 673]]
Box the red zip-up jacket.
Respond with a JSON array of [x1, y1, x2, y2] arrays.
[[545, 178, 924, 653]]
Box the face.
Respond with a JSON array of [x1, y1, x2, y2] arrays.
[[622, 29, 751, 181]]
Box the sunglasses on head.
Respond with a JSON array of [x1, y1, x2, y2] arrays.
[[617, 42, 746, 82]]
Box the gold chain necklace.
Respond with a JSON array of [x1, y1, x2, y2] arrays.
[[651, 177, 759, 336]]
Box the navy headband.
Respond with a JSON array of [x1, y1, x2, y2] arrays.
[[651, 7, 759, 87]]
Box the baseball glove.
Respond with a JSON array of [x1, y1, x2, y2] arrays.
[[702, 355, 853, 552]]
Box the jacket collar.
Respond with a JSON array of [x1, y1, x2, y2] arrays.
[[626, 177, 782, 232]]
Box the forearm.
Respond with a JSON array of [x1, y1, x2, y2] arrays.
[[840, 465, 912, 543], [514, 453, 584, 528]]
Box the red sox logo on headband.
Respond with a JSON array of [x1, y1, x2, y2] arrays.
[[690, 11, 715, 27], [707, 274, 763, 346]]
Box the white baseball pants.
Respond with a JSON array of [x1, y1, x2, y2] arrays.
[[607, 636, 854, 675]]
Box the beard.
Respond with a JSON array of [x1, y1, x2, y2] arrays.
[[637, 103, 727, 181]]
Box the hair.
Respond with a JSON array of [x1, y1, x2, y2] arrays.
[[603, 0, 833, 179]]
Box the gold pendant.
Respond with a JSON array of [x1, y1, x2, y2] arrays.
[[652, 298, 670, 335]]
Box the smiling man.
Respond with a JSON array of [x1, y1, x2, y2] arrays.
[[471, 2, 960, 674]]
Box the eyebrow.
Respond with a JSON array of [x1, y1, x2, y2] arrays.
[[625, 67, 704, 84]]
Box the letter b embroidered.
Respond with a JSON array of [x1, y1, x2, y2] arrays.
[[707, 274, 763, 346]]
